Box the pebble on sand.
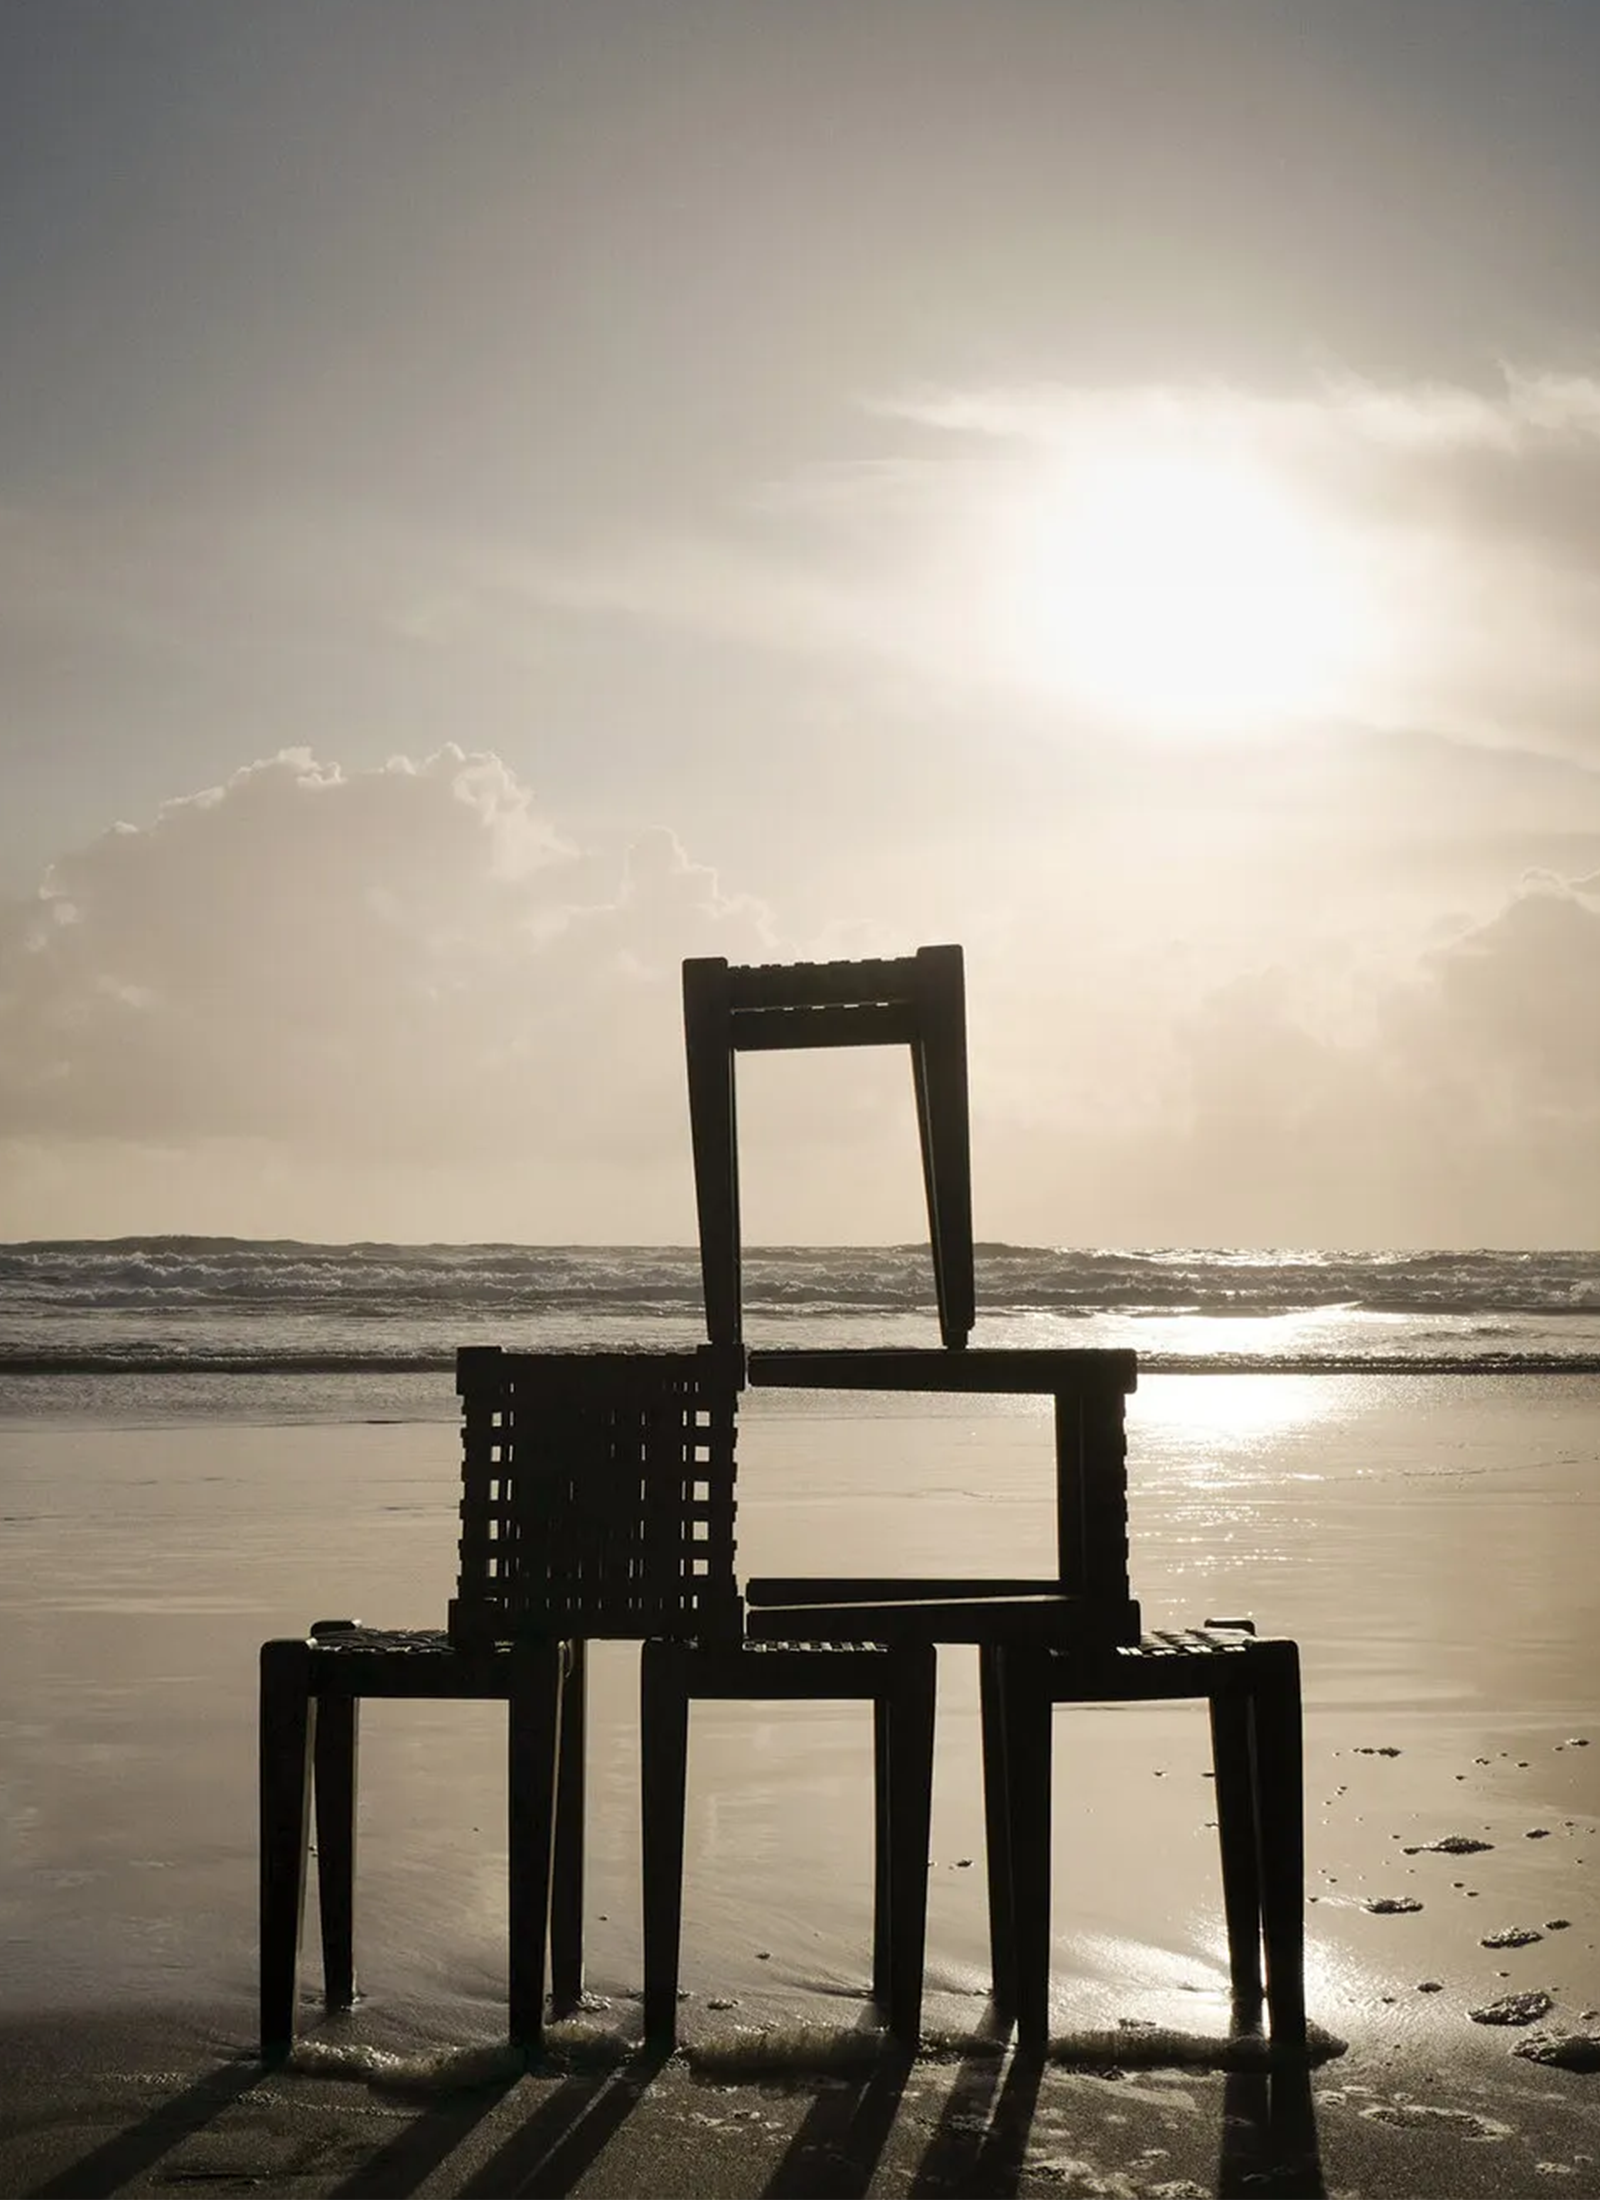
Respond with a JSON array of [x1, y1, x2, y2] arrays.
[[1469, 1991, 1555, 2026], [1513, 2032, 1600, 2071]]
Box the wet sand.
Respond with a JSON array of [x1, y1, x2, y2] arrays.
[[1, 1374, 1597, 2193]]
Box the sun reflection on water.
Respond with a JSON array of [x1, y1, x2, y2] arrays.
[[1131, 1372, 1346, 1459]]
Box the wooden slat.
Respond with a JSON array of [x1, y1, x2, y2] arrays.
[[744, 1594, 1143, 1647], [722, 954, 932, 1011], [746, 1575, 1070, 1605], [747, 1347, 1138, 1394], [729, 1002, 919, 1051]]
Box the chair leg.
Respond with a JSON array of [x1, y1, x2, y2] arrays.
[[312, 1691, 359, 2012], [260, 1639, 316, 2062], [683, 960, 741, 1346], [883, 1646, 936, 2044], [1208, 1687, 1263, 2014], [550, 1640, 587, 2015], [640, 1641, 691, 2045], [910, 948, 975, 1349], [1251, 1645, 1306, 2047], [999, 1647, 1055, 2049], [979, 1642, 1017, 2019], [507, 1638, 566, 2050], [871, 1695, 891, 2004]]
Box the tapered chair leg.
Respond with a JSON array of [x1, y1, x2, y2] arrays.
[[910, 945, 974, 1348], [682, 960, 741, 1345], [640, 1642, 691, 2044], [999, 1647, 1055, 2050], [312, 1691, 359, 2012], [507, 1639, 566, 2050], [979, 1642, 1017, 2019], [550, 1640, 587, 2015], [1208, 1688, 1264, 2013], [884, 1646, 936, 2044], [260, 1638, 316, 2061], [1251, 1646, 1306, 2047], [871, 1695, 891, 2005]]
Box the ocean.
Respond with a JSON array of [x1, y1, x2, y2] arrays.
[[4, 1240, 1600, 1403]]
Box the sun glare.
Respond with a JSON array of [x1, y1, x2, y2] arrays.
[[996, 441, 1369, 729]]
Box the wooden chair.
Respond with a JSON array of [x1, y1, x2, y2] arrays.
[[259, 1344, 937, 2060], [983, 1624, 1305, 2050], [260, 1342, 734, 2061], [737, 1348, 1307, 2053], [683, 947, 974, 1348]]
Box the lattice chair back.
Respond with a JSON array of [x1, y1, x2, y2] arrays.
[[449, 1344, 745, 1651]]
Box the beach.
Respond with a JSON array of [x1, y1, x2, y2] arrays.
[[1, 1366, 1597, 2195]]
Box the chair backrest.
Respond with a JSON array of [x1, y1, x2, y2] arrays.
[[683, 946, 975, 1349], [449, 1344, 745, 1650]]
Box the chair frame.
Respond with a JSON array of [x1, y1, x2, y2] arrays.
[[982, 1627, 1306, 2049], [683, 948, 975, 1349], [736, 1348, 1307, 2052], [259, 1624, 586, 2060], [639, 1637, 935, 2044]]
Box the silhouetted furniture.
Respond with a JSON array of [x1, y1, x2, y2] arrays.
[[982, 1624, 1305, 2050], [259, 1623, 586, 2060], [459, 1339, 938, 2048], [639, 1635, 935, 2046], [743, 1348, 1142, 1648], [261, 1343, 937, 2059], [683, 948, 974, 1347], [738, 1349, 1306, 2052]]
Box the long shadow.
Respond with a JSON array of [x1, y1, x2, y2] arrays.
[[908, 2043, 1041, 2199], [27, 2060, 262, 2199], [330, 2073, 522, 2199], [456, 2045, 669, 2199], [761, 2046, 914, 2200], [1217, 2057, 1324, 2200]]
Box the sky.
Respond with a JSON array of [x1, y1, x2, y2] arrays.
[[6, 0, 1600, 1247]]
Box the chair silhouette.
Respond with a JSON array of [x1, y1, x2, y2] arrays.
[[737, 1349, 1307, 2053], [259, 1344, 936, 2059], [260, 1343, 714, 2060], [683, 947, 974, 1347], [982, 1623, 1305, 2050], [461, 1341, 937, 2047]]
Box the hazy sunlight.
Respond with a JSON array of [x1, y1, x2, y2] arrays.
[[996, 440, 1371, 729]]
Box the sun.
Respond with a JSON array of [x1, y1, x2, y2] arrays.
[[994, 441, 1369, 729]]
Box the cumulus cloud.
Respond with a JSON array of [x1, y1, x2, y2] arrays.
[[0, 748, 773, 1169], [984, 873, 1600, 1247], [7, 746, 1600, 1246]]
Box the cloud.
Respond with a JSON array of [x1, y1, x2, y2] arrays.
[[871, 369, 1600, 456], [0, 748, 774, 1169], [464, 367, 1600, 768], [986, 872, 1600, 1248], [7, 746, 1600, 1247]]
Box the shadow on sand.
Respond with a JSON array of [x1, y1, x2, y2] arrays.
[[20, 2021, 1325, 2199]]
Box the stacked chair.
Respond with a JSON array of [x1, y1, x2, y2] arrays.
[[686, 946, 1307, 2053], [260, 942, 1306, 2063]]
